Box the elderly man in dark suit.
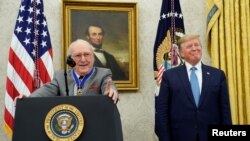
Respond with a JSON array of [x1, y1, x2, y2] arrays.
[[21, 39, 118, 103], [157, 34, 232, 141]]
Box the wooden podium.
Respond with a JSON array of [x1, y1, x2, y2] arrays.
[[12, 95, 123, 141]]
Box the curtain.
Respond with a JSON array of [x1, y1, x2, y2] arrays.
[[206, 0, 250, 124]]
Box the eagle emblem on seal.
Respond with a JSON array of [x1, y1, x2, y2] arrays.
[[56, 113, 74, 134]]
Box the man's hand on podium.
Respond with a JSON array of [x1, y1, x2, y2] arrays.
[[105, 79, 119, 104]]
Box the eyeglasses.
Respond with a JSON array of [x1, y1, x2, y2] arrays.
[[72, 52, 92, 61]]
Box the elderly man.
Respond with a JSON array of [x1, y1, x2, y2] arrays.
[[17, 39, 118, 103]]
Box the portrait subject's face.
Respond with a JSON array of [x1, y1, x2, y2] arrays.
[[87, 26, 104, 49], [180, 38, 202, 66]]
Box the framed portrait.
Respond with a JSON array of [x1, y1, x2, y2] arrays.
[[62, 0, 138, 90]]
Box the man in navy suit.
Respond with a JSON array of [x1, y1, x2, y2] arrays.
[[157, 34, 232, 141]]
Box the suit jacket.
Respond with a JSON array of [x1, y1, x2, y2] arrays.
[[30, 67, 117, 97], [157, 64, 232, 141], [94, 51, 127, 80]]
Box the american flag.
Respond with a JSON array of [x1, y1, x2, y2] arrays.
[[4, 0, 53, 136], [153, 0, 185, 137]]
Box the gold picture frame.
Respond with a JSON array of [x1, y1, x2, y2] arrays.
[[62, 0, 138, 90]]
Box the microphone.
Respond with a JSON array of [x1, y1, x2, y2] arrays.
[[64, 56, 76, 96], [66, 56, 76, 67]]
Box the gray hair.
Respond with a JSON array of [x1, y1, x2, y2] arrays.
[[67, 39, 94, 56]]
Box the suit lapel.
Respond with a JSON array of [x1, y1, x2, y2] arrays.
[[68, 70, 75, 96], [198, 64, 210, 106], [178, 65, 197, 106]]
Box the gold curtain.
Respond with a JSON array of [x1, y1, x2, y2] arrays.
[[206, 0, 250, 124]]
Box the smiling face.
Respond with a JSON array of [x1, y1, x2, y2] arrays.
[[69, 40, 94, 76], [179, 35, 202, 66]]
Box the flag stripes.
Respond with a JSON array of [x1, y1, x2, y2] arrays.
[[4, 0, 54, 136]]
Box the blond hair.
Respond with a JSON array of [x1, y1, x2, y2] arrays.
[[177, 34, 200, 50]]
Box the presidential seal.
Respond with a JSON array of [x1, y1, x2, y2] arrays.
[[44, 104, 84, 141]]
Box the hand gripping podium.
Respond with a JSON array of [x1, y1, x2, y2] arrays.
[[12, 95, 123, 141]]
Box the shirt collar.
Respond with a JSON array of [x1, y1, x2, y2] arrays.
[[185, 61, 202, 72]]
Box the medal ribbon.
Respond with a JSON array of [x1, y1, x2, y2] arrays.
[[72, 68, 95, 90]]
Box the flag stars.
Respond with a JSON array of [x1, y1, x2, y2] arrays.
[[15, 26, 22, 33], [41, 40, 47, 48], [37, 0, 41, 5], [31, 49, 36, 57], [167, 13, 170, 18], [17, 16, 23, 23], [34, 29, 39, 36], [174, 12, 178, 17], [36, 9, 41, 15], [32, 40, 38, 46], [42, 20, 47, 27], [26, 17, 33, 24], [161, 13, 167, 19], [23, 38, 30, 45], [31, 0, 41, 5], [169, 12, 174, 17], [36, 20, 40, 25], [164, 12, 183, 19], [41, 30, 47, 38], [25, 28, 31, 35], [19, 5, 25, 12], [28, 7, 33, 14]]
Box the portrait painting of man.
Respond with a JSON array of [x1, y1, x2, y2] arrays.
[[71, 10, 129, 81]]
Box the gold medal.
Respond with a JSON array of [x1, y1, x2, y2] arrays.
[[77, 88, 83, 95]]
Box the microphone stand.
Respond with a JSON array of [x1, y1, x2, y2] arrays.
[[64, 61, 69, 96]]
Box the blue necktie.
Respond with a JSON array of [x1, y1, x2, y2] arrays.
[[190, 67, 200, 106]]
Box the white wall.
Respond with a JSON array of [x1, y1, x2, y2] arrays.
[[0, 0, 207, 140]]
